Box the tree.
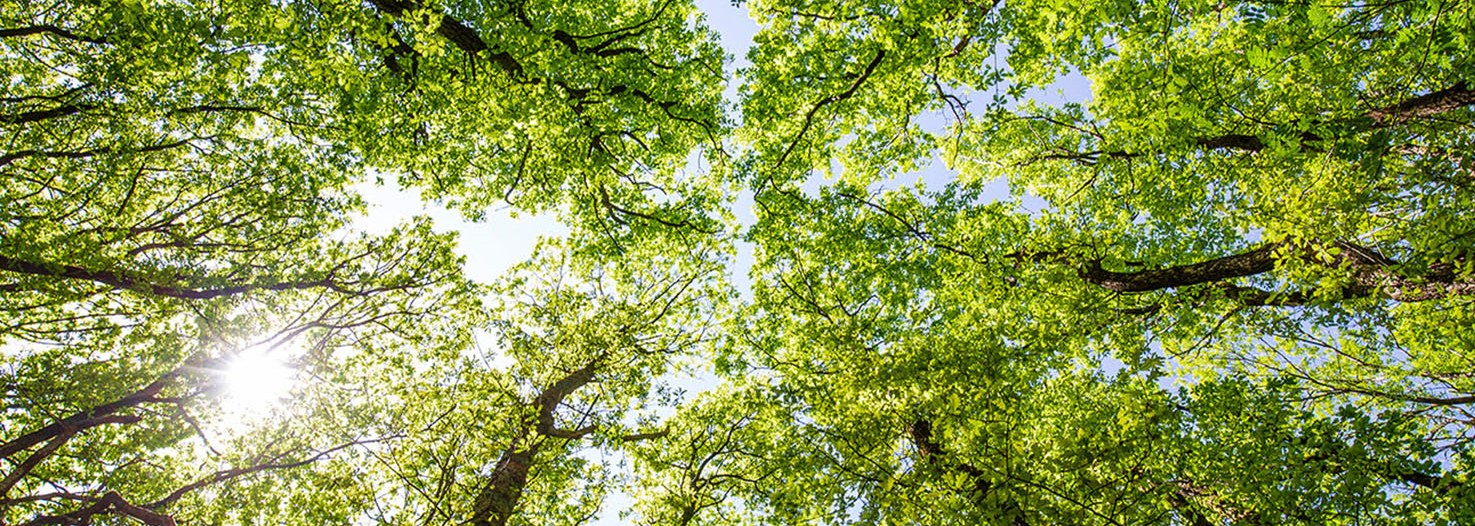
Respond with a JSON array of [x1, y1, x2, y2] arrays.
[[6, 0, 1475, 524], [625, 0, 1474, 523], [352, 237, 727, 526], [2, 0, 725, 523]]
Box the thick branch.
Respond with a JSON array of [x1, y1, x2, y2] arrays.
[[0, 429, 76, 497], [1080, 244, 1280, 293], [1194, 133, 1265, 151], [0, 255, 353, 299], [1080, 242, 1475, 304], [2, 104, 92, 125], [0, 25, 106, 44], [0, 375, 172, 459], [470, 362, 601, 526], [533, 361, 599, 439], [1165, 482, 1216, 526], [471, 446, 536, 526], [1368, 261, 1475, 302], [1370, 81, 1475, 126], [1397, 468, 1464, 494], [366, 0, 520, 77], [22, 491, 175, 526]]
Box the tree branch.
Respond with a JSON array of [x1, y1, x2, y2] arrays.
[[0, 255, 357, 300], [0, 429, 76, 497], [0, 137, 193, 168], [771, 49, 887, 173], [1369, 81, 1475, 126], [0, 374, 173, 459], [147, 437, 385, 509], [1035, 82, 1475, 164], [470, 361, 602, 526], [0, 25, 107, 44], [1078, 241, 1474, 304], [2, 104, 93, 125], [1079, 244, 1281, 293], [22, 491, 175, 526]]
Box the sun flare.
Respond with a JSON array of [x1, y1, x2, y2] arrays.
[[221, 346, 297, 416]]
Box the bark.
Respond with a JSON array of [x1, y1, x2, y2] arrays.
[[0, 255, 351, 299], [1361, 260, 1475, 302], [0, 429, 76, 497], [364, 0, 521, 76], [1215, 283, 1311, 307], [469, 362, 600, 526], [21, 491, 175, 526], [1369, 82, 1475, 126], [1039, 82, 1475, 163], [1396, 468, 1464, 495], [471, 446, 538, 526], [0, 374, 174, 459], [532, 361, 598, 439], [1194, 134, 1265, 152], [1080, 244, 1280, 293], [1164, 483, 1215, 526], [1080, 242, 1475, 304]]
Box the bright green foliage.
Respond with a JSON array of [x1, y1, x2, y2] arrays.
[[642, 0, 1475, 523], [342, 237, 726, 526], [1, 0, 725, 523], [4, 0, 1475, 524]]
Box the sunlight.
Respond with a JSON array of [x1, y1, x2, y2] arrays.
[[221, 344, 297, 417]]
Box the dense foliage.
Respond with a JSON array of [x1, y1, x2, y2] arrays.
[[2, 0, 1472, 524]]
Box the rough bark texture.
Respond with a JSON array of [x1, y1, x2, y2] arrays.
[[1080, 242, 1474, 304], [1080, 244, 1281, 293], [472, 446, 538, 526], [469, 362, 600, 526], [1369, 82, 1475, 126]]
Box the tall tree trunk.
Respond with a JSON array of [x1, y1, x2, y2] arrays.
[[468, 361, 601, 525]]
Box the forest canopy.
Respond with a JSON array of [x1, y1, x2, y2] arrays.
[[1, 0, 1472, 524]]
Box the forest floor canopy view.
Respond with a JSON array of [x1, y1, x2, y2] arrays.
[[1, 0, 1473, 524]]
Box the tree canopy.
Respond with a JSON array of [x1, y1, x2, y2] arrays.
[[2, 0, 1473, 524]]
